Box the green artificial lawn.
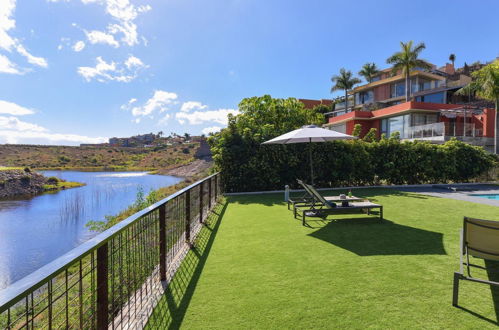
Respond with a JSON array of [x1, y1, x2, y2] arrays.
[[146, 189, 499, 329]]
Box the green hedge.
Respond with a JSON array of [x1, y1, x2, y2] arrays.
[[209, 95, 497, 192]]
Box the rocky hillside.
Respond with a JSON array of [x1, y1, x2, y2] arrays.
[[0, 169, 83, 198], [0, 169, 48, 198]]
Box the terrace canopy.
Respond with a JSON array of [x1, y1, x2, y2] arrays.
[[262, 125, 356, 185]]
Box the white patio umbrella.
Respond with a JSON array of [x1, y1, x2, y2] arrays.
[[262, 125, 356, 184]]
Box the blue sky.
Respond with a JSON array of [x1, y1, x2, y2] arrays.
[[0, 0, 498, 145]]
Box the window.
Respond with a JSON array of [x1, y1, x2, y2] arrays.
[[415, 92, 445, 104], [371, 76, 381, 82], [355, 90, 374, 105], [412, 113, 438, 126], [390, 82, 405, 98], [418, 78, 432, 92], [329, 124, 346, 133], [380, 114, 411, 138]]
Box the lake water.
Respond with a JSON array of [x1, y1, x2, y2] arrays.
[[0, 171, 182, 289]]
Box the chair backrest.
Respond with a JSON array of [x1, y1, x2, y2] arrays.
[[464, 216, 499, 261], [304, 183, 332, 209], [297, 179, 314, 198]]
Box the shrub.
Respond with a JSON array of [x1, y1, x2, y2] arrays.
[[47, 176, 60, 184]]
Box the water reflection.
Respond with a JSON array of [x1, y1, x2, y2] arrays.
[[0, 171, 182, 289]]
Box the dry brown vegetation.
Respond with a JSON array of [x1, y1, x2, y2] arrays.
[[0, 143, 200, 171]]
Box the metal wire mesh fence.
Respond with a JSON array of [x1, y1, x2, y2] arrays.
[[0, 173, 222, 329]]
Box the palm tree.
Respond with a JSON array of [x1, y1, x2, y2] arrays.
[[331, 68, 361, 112], [386, 41, 432, 101], [449, 53, 456, 67], [457, 60, 499, 154], [358, 63, 379, 83]]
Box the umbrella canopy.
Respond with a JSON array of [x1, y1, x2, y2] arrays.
[[262, 125, 356, 184], [262, 125, 355, 144]]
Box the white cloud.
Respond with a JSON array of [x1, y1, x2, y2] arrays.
[[202, 126, 222, 135], [0, 100, 35, 115], [72, 40, 86, 52], [16, 44, 48, 68], [0, 130, 108, 145], [85, 30, 119, 47], [176, 109, 239, 125], [180, 101, 208, 112], [0, 0, 47, 72], [0, 106, 107, 145], [125, 90, 178, 117], [120, 97, 137, 110], [55, 0, 151, 48], [124, 55, 144, 69], [77, 55, 147, 82], [0, 116, 45, 132], [158, 114, 170, 126], [0, 54, 21, 74], [0, 0, 17, 51]]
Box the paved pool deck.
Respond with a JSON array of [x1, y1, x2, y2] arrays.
[[394, 184, 499, 207]]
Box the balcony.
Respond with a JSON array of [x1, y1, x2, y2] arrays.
[[2, 176, 499, 328], [405, 122, 483, 139]]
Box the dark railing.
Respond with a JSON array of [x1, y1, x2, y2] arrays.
[[0, 172, 222, 329]]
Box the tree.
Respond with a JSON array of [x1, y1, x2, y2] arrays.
[[158, 131, 163, 138], [184, 133, 191, 140], [331, 68, 361, 112], [358, 63, 380, 83], [209, 95, 324, 192], [386, 41, 432, 101], [457, 60, 499, 154], [449, 53, 456, 67]]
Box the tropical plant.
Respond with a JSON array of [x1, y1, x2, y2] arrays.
[[358, 63, 380, 83], [449, 53, 456, 66], [352, 124, 362, 137], [386, 41, 432, 101], [331, 68, 361, 112], [457, 60, 499, 153], [362, 128, 378, 142]]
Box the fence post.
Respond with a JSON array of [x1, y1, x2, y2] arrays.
[[214, 175, 218, 200], [208, 177, 212, 210], [96, 243, 109, 330], [185, 190, 191, 244], [159, 204, 166, 281], [199, 182, 204, 223]]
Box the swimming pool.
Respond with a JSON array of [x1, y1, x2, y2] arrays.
[[470, 194, 499, 200]]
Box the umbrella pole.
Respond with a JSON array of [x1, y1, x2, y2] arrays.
[[309, 139, 314, 185]]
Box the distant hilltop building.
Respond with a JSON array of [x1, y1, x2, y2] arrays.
[[109, 133, 158, 147], [105, 133, 205, 148]]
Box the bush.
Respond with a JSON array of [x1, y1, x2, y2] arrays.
[[47, 176, 60, 184], [209, 95, 497, 192]]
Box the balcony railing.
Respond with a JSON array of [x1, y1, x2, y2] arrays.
[[405, 122, 483, 139], [0, 173, 222, 329]]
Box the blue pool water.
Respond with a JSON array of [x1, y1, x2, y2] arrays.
[[470, 194, 499, 200]]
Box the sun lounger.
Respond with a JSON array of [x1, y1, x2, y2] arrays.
[[294, 182, 383, 226], [288, 179, 363, 211], [452, 216, 499, 307]]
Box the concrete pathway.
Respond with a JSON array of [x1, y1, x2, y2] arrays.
[[394, 184, 499, 207]]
